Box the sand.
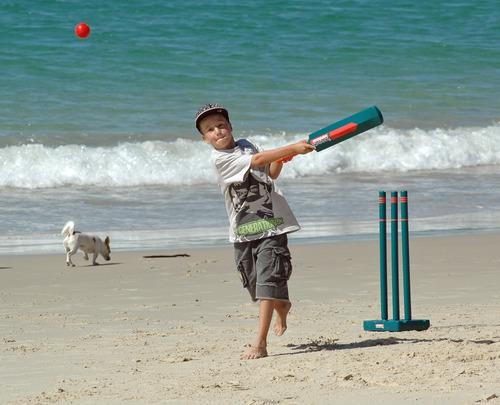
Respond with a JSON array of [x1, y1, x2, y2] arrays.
[[1, 234, 499, 404]]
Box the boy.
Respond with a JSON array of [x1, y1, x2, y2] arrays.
[[196, 103, 314, 359]]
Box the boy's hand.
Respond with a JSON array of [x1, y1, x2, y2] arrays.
[[292, 140, 316, 155], [277, 140, 315, 164]]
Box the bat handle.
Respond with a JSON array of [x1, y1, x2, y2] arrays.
[[277, 154, 295, 164]]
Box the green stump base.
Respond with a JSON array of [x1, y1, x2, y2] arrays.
[[363, 319, 430, 332]]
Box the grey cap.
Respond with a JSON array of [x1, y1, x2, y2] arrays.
[[195, 103, 229, 132]]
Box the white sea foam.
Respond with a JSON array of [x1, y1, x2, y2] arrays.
[[1, 124, 499, 189]]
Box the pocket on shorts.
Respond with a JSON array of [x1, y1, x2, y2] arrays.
[[236, 260, 250, 288], [271, 246, 292, 281]]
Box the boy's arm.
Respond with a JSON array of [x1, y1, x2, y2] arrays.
[[250, 140, 314, 170], [269, 160, 283, 179]]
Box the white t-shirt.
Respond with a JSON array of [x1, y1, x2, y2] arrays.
[[212, 139, 300, 243]]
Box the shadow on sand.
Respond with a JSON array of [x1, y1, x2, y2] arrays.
[[77, 262, 123, 268], [278, 334, 499, 356]]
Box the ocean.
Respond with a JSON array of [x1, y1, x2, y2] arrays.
[[1, 0, 500, 255]]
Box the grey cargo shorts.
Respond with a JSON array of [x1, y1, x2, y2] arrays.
[[234, 234, 292, 302]]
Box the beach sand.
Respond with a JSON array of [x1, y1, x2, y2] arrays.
[[1, 234, 499, 404]]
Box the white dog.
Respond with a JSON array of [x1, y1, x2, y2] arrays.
[[61, 221, 111, 267]]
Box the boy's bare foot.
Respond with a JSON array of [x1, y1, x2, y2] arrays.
[[240, 345, 268, 360], [273, 301, 292, 336]]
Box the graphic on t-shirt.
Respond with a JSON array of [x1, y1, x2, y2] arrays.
[[229, 172, 283, 239]]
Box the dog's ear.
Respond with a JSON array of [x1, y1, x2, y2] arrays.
[[105, 236, 110, 245]]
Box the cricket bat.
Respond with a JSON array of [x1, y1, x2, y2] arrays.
[[279, 106, 383, 162]]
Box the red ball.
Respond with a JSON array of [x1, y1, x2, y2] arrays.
[[74, 22, 91, 39]]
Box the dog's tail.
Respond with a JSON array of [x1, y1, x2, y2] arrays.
[[61, 221, 76, 237]]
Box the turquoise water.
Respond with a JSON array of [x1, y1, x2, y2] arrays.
[[1, 1, 500, 254], [1, 0, 499, 143]]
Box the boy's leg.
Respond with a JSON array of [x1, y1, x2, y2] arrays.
[[241, 298, 291, 359], [241, 235, 293, 359], [255, 234, 292, 337], [241, 299, 274, 359], [273, 299, 292, 336]]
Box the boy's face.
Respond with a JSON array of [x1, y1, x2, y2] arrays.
[[199, 113, 235, 150]]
